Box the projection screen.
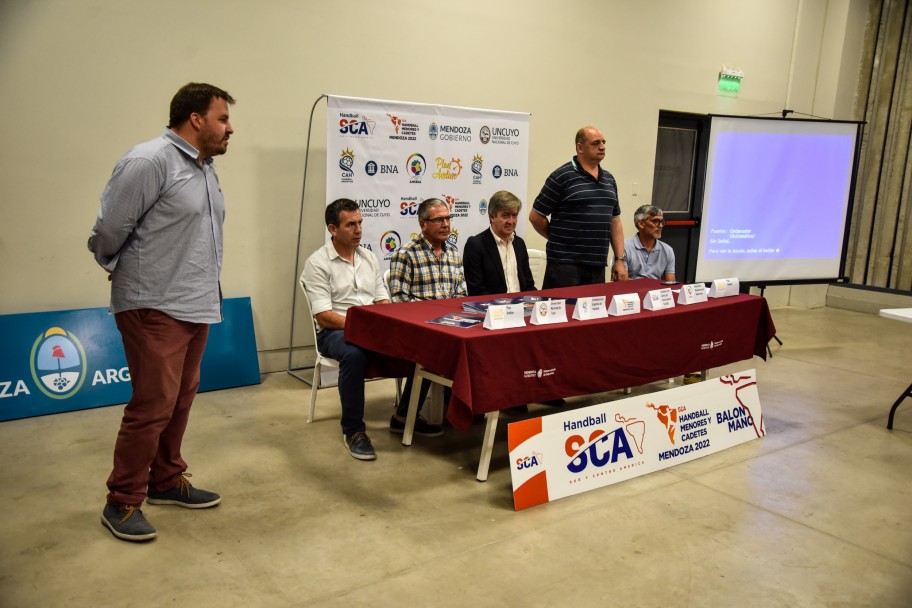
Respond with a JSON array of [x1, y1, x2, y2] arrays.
[[694, 115, 862, 284]]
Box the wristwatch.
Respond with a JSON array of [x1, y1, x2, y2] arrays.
[[614, 255, 627, 263]]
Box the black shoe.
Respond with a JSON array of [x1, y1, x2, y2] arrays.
[[146, 473, 221, 509], [539, 398, 566, 407], [504, 404, 529, 414], [343, 432, 377, 461], [101, 504, 157, 542], [390, 415, 444, 437]]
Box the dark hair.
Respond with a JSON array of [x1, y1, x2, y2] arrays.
[[168, 83, 235, 128], [325, 198, 360, 227], [417, 198, 446, 221]]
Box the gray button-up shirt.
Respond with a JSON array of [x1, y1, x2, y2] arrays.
[[88, 129, 225, 323]]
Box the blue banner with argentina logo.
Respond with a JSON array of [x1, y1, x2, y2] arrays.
[[0, 298, 261, 422]]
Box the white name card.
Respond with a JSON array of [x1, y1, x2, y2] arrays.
[[643, 288, 676, 311], [529, 299, 568, 325], [677, 283, 708, 305], [607, 293, 641, 317], [709, 277, 740, 298], [483, 303, 526, 330], [572, 296, 609, 320]]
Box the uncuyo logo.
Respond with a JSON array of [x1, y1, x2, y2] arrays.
[[30, 327, 87, 399]]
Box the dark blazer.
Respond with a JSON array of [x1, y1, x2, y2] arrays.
[[463, 228, 536, 296]]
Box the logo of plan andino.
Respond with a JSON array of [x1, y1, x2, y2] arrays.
[[30, 327, 87, 399]]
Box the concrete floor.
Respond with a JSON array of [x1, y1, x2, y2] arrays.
[[1, 305, 911, 607]]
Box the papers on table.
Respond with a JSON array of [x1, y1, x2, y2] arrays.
[[426, 313, 485, 328]]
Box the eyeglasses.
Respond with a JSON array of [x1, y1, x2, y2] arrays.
[[647, 218, 665, 227], [425, 216, 452, 225]]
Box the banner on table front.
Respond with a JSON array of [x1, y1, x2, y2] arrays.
[[508, 370, 765, 510], [0, 298, 261, 422], [326, 95, 531, 272]]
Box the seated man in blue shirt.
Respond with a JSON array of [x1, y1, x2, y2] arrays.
[[463, 190, 535, 296], [624, 205, 702, 383], [301, 198, 391, 461], [623, 204, 675, 281]]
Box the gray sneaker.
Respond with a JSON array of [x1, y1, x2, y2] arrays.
[[101, 504, 157, 542], [146, 473, 221, 509], [344, 432, 377, 461]]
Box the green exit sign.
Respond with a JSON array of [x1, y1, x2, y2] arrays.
[[718, 67, 744, 97]]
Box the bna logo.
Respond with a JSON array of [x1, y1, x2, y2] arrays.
[[30, 327, 87, 399]]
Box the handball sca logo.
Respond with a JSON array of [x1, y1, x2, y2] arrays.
[[30, 327, 87, 399]]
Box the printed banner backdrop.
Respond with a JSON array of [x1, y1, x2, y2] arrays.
[[326, 95, 531, 271], [0, 298, 261, 422], [509, 370, 765, 510]]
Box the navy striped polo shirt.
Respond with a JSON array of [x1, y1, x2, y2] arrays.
[[532, 156, 621, 267]]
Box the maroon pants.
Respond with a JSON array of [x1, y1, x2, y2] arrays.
[[107, 309, 209, 506]]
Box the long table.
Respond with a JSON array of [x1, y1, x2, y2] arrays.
[[346, 279, 776, 480]]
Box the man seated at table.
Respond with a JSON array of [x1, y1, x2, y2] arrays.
[[387, 197, 467, 435], [301, 198, 391, 461], [463, 190, 535, 296], [624, 204, 675, 282], [624, 204, 701, 383]]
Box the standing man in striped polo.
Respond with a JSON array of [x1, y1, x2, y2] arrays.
[[529, 126, 629, 287]]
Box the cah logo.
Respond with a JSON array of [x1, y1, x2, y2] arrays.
[[446, 229, 460, 247], [387, 113, 418, 141], [515, 451, 544, 471], [428, 122, 439, 140], [406, 153, 426, 183], [365, 160, 378, 176], [478, 198, 488, 216], [433, 157, 462, 180], [380, 230, 401, 253], [565, 426, 635, 474], [339, 148, 355, 183], [30, 327, 87, 399], [479, 125, 491, 144], [399, 196, 420, 216], [338, 113, 376, 136], [471, 154, 483, 183]]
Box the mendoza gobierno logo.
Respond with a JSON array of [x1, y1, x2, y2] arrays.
[[29, 327, 87, 399]]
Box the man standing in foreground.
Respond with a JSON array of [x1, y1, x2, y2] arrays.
[[463, 190, 535, 296], [89, 83, 235, 542], [301, 199, 391, 461], [529, 125, 629, 287]]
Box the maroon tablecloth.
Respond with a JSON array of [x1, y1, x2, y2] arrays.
[[345, 279, 776, 431]]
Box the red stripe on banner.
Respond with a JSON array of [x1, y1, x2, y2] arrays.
[[513, 470, 549, 511], [508, 416, 542, 452]]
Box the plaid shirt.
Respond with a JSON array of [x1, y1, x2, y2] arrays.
[[388, 235, 467, 302]]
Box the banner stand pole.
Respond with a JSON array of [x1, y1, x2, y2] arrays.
[[287, 94, 327, 384]]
